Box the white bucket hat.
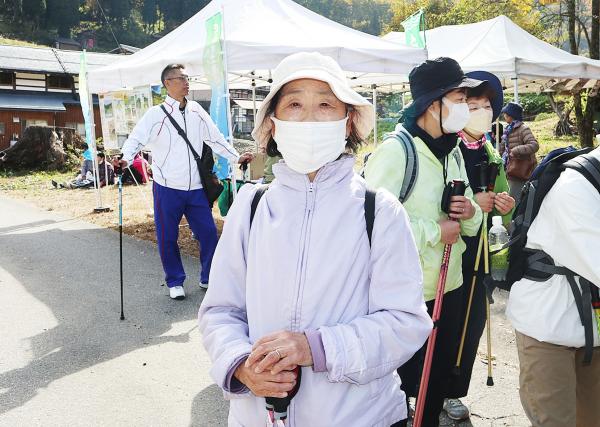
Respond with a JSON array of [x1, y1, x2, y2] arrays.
[[252, 51, 375, 149]]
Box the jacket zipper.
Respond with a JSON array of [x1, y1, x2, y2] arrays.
[[292, 181, 315, 332]]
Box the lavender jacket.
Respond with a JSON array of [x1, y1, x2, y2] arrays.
[[199, 156, 432, 426]]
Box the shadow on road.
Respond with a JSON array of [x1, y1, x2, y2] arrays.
[[189, 384, 229, 426], [0, 224, 207, 415]]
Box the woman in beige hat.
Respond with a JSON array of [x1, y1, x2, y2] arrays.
[[199, 51, 432, 426]]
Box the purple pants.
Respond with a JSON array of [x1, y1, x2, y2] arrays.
[[153, 182, 217, 287]]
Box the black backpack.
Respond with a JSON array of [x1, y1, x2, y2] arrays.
[[495, 147, 600, 363], [249, 185, 377, 246]]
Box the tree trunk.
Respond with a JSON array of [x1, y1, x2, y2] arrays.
[[548, 93, 573, 136], [0, 127, 66, 171], [567, 0, 596, 148]]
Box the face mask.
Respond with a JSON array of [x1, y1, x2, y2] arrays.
[[271, 116, 348, 174], [464, 108, 493, 137], [430, 97, 471, 134]]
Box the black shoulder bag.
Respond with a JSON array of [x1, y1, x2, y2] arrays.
[[160, 105, 224, 206]]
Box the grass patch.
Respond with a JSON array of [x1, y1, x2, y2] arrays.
[[0, 36, 46, 47], [0, 169, 75, 191], [527, 117, 581, 157]]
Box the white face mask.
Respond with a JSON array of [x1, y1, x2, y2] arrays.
[[271, 116, 348, 174], [464, 108, 493, 137], [430, 97, 471, 134]]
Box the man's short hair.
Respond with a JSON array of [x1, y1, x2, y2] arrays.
[[97, 152, 105, 159], [161, 64, 186, 85]]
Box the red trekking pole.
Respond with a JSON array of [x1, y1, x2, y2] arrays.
[[413, 179, 466, 427]]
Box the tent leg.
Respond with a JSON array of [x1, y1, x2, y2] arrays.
[[372, 84, 378, 146], [513, 77, 519, 104]]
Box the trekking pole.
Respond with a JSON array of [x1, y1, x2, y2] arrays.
[[116, 160, 125, 321], [453, 224, 485, 375], [483, 219, 494, 386], [413, 180, 466, 427]]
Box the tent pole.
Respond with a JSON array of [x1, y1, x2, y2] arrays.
[[221, 5, 237, 196], [513, 76, 519, 104], [372, 84, 378, 146], [252, 79, 258, 154], [87, 75, 109, 212]]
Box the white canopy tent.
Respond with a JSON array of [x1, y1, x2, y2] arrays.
[[88, 0, 425, 93], [380, 15, 600, 100]]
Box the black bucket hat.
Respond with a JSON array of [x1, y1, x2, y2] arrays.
[[466, 71, 504, 122], [406, 57, 486, 117]]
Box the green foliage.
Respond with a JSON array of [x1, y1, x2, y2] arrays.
[[46, 0, 79, 37], [504, 93, 552, 119], [296, 0, 392, 35], [387, 0, 544, 38]]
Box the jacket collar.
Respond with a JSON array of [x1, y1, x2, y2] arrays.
[[272, 155, 356, 191], [164, 95, 187, 112]]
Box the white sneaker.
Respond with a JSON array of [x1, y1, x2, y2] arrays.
[[169, 285, 185, 300], [199, 281, 208, 290]]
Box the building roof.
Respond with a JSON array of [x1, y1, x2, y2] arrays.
[[0, 91, 99, 112], [0, 44, 123, 75]]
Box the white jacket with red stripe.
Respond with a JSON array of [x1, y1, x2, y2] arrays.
[[121, 95, 239, 191]]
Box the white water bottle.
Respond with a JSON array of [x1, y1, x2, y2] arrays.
[[489, 216, 509, 281]]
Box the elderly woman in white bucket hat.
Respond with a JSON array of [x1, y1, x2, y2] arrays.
[[199, 51, 432, 426]]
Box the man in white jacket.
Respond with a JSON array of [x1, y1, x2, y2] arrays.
[[506, 147, 600, 427], [116, 64, 249, 300]]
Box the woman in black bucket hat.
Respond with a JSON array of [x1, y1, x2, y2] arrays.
[[365, 57, 484, 427]]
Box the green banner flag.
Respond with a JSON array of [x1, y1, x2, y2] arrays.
[[401, 10, 425, 48]]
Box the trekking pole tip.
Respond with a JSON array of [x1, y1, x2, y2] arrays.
[[487, 376, 494, 386], [451, 366, 461, 376], [120, 314, 125, 321]]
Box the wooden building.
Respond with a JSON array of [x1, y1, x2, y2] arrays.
[[0, 45, 122, 151]]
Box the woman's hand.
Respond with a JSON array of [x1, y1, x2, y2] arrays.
[[234, 359, 297, 398], [246, 331, 313, 375], [474, 191, 495, 213], [439, 219, 461, 244], [494, 192, 515, 215], [448, 195, 476, 220]]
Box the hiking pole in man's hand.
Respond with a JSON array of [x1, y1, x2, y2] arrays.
[[413, 179, 466, 427], [115, 157, 125, 321]]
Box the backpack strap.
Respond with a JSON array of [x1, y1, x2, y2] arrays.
[[250, 184, 269, 227], [525, 251, 596, 365], [565, 155, 600, 194], [383, 127, 418, 203], [365, 188, 376, 246]]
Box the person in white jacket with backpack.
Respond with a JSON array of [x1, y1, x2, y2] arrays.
[[198, 52, 432, 426], [507, 147, 600, 427]]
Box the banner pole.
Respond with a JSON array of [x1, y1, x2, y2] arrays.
[[220, 5, 237, 196]]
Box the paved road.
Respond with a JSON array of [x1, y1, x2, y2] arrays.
[[0, 196, 528, 426]]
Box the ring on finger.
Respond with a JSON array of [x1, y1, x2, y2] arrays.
[[274, 348, 283, 360]]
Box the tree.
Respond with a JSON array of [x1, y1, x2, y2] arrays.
[[46, 0, 80, 37], [141, 0, 158, 33], [22, 0, 46, 31], [386, 0, 543, 37], [566, 0, 599, 148]]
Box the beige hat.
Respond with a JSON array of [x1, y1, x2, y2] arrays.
[[252, 51, 375, 149]]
